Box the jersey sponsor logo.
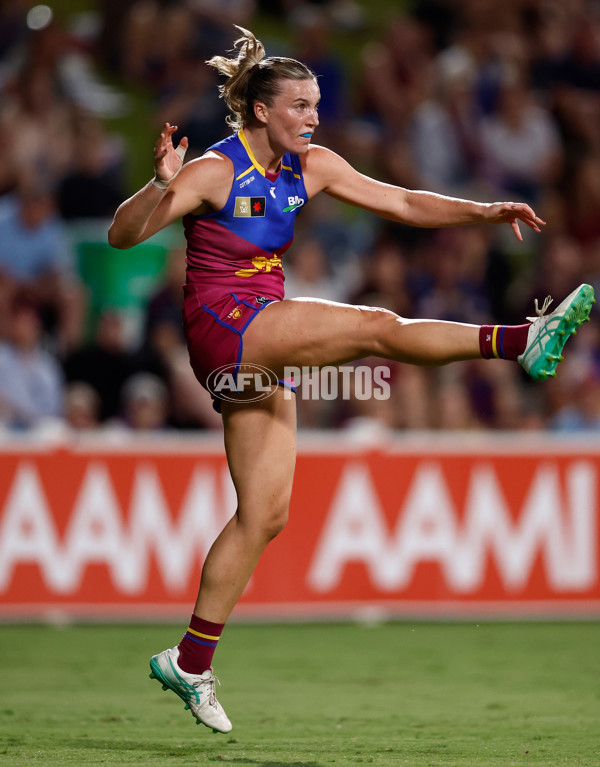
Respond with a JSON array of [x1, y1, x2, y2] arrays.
[[234, 196, 266, 217], [239, 175, 256, 188], [283, 195, 305, 212]]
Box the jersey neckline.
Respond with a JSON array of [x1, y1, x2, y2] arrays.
[[238, 129, 282, 182]]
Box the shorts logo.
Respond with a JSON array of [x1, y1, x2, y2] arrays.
[[255, 296, 270, 305], [234, 196, 266, 217], [227, 306, 242, 320], [283, 195, 305, 213]]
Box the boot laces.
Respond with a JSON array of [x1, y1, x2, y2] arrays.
[[526, 295, 553, 323], [192, 672, 220, 706]]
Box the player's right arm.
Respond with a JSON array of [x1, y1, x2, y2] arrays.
[[108, 123, 231, 249]]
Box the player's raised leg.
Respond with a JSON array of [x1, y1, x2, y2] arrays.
[[150, 388, 297, 733], [240, 286, 595, 379], [242, 297, 482, 371]]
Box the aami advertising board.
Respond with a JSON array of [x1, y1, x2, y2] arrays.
[[0, 434, 598, 620]]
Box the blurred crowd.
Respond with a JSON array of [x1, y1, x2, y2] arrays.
[[0, 0, 599, 436]]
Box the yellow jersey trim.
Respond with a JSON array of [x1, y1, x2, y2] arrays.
[[282, 164, 301, 180], [235, 165, 255, 181], [238, 129, 269, 177]]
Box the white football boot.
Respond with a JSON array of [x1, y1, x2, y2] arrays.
[[518, 283, 595, 381], [149, 646, 232, 733]]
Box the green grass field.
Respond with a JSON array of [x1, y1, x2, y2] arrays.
[[1, 622, 599, 766]]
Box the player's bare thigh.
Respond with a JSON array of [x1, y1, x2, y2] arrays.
[[240, 297, 398, 374]]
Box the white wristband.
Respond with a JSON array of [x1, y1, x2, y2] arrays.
[[151, 142, 188, 190], [151, 176, 171, 190]]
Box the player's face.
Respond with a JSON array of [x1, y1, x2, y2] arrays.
[[261, 78, 320, 154]]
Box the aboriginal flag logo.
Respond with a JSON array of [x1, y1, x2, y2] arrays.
[[234, 197, 266, 217]]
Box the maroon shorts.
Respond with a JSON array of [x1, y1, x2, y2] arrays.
[[182, 285, 294, 410]]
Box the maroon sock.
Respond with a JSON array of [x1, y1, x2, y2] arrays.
[[479, 324, 530, 361], [177, 615, 225, 674]]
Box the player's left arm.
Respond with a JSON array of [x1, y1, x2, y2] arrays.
[[303, 145, 545, 241]]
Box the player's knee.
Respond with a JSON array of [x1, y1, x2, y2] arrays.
[[240, 494, 289, 543], [356, 304, 403, 356], [261, 501, 289, 542]]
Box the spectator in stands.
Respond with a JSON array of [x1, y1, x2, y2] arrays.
[[435, 366, 483, 430], [0, 111, 19, 198], [0, 62, 73, 190], [57, 115, 126, 220], [154, 58, 229, 160], [0, 174, 85, 351], [517, 234, 585, 322], [546, 317, 600, 431], [147, 316, 223, 430], [119, 372, 170, 431], [63, 309, 133, 422], [566, 153, 600, 248], [63, 381, 102, 431], [479, 73, 563, 203], [356, 15, 433, 137], [284, 237, 347, 302], [144, 246, 187, 343], [119, 0, 195, 88], [349, 237, 413, 317], [412, 227, 492, 325], [409, 50, 482, 195], [0, 294, 64, 429], [551, 374, 600, 431], [290, 6, 347, 151]]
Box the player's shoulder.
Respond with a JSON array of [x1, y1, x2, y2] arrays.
[[178, 150, 234, 187], [186, 150, 234, 174], [302, 143, 338, 162], [301, 144, 349, 171], [300, 144, 354, 189]]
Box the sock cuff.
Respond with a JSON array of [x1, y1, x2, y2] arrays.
[[178, 615, 225, 674], [479, 325, 505, 359], [185, 615, 225, 644], [480, 323, 530, 361]]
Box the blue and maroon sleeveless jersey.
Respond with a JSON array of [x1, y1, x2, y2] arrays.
[[183, 129, 308, 300]]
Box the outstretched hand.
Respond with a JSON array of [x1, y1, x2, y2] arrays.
[[486, 201, 546, 241], [154, 123, 189, 185]]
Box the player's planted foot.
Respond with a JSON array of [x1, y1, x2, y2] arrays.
[[149, 646, 232, 733], [518, 283, 595, 381]]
